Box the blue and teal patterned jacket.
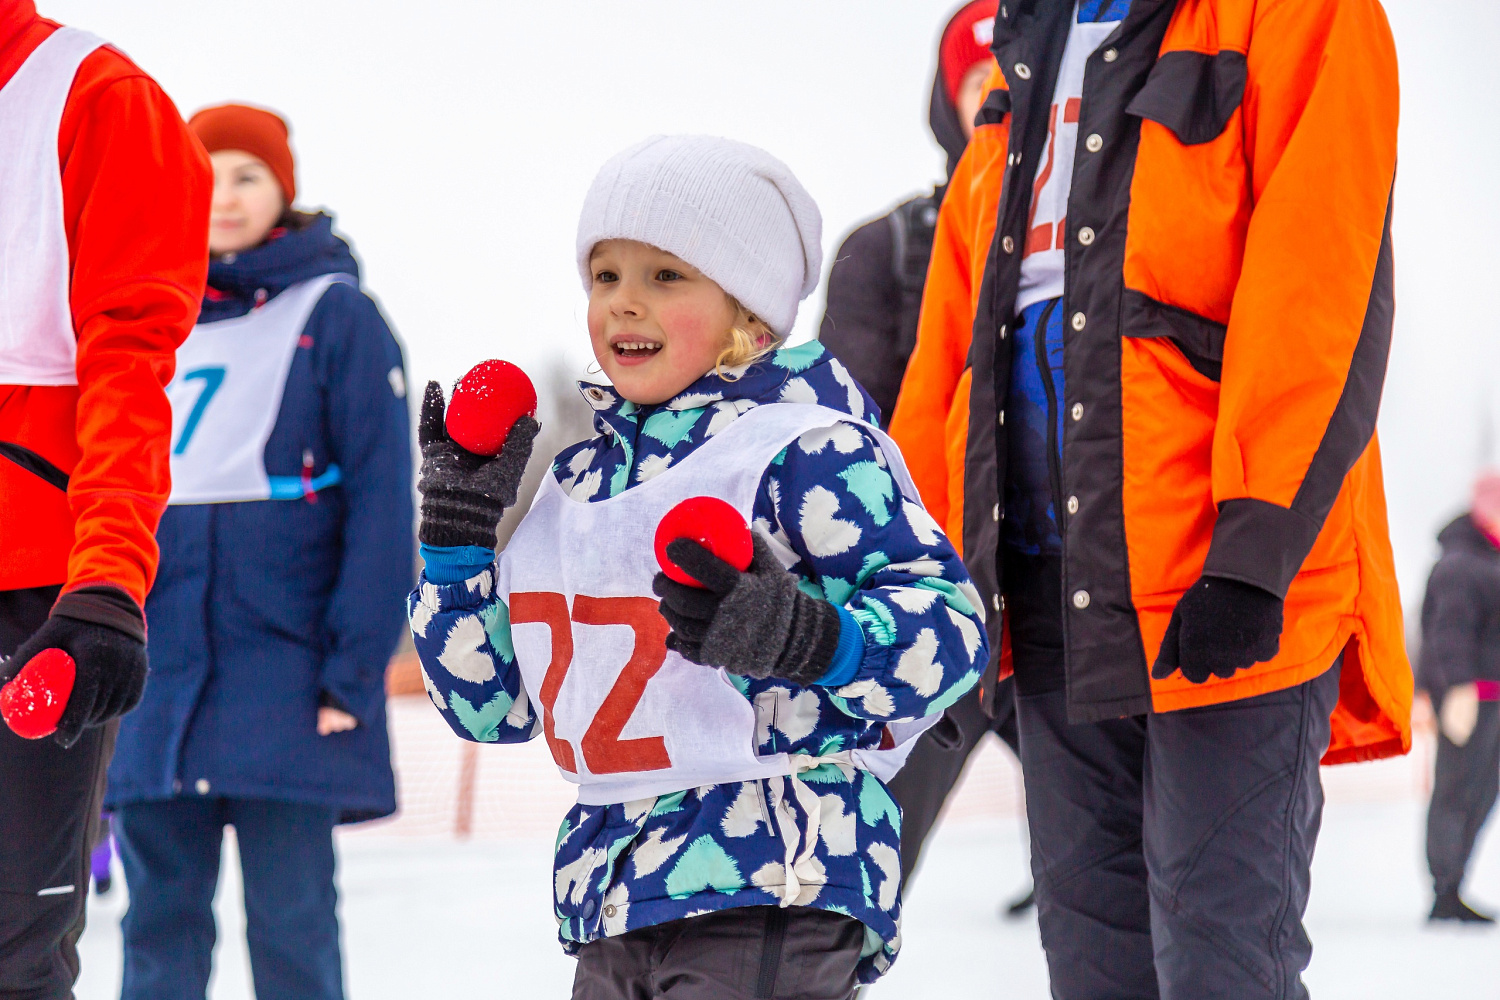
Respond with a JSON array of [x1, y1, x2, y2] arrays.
[[407, 342, 985, 982]]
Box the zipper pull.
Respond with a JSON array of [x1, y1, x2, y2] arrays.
[[301, 449, 318, 504]]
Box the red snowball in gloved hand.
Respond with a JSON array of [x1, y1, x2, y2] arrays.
[[655, 497, 754, 588], [0, 648, 76, 740], [445, 360, 538, 456]]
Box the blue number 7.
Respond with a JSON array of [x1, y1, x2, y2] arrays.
[[173, 367, 226, 455]]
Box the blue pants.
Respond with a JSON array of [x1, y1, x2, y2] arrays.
[[113, 798, 343, 1000]]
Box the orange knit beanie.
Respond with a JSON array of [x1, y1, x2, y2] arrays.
[[189, 104, 296, 203]]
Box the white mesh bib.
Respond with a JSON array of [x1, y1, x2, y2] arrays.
[[497, 402, 940, 807], [166, 275, 351, 504], [0, 28, 105, 386]]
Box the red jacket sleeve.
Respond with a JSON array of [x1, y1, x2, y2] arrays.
[[59, 48, 211, 607]]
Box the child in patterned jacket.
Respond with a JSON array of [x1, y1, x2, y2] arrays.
[[409, 135, 986, 998]]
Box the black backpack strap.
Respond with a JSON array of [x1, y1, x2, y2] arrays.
[[890, 192, 942, 356], [0, 441, 70, 492]]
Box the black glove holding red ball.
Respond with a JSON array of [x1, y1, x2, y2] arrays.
[[0, 586, 148, 748], [416, 370, 540, 551], [653, 516, 843, 688]]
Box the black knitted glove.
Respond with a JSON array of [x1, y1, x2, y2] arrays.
[[653, 534, 844, 687], [417, 380, 540, 549], [1151, 575, 1285, 684], [1, 587, 148, 749]]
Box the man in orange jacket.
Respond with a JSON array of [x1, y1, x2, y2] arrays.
[[889, 0, 1408, 995], [0, 2, 210, 994]]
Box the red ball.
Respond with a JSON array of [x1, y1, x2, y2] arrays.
[[0, 648, 76, 740], [655, 497, 754, 588], [446, 360, 538, 456]]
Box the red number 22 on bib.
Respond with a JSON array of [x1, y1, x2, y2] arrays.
[[509, 592, 672, 775]]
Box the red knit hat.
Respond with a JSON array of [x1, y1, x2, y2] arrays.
[[189, 104, 296, 203], [939, 0, 999, 103], [1473, 472, 1500, 541]]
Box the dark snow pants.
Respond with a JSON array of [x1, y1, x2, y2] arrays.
[[884, 680, 1019, 884], [572, 905, 863, 1000], [0, 585, 115, 1000], [1018, 659, 1341, 1000], [1426, 700, 1500, 897], [114, 797, 343, 1000]]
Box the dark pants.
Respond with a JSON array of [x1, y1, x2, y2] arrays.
[[572, 905, 863, 1000], [884, 681, 1019, 884], [1426, 700, 1500, 897], [113, 797, 343, 1000], [1018, 661, 1341, 1000], [0, 585, 115, 1000]]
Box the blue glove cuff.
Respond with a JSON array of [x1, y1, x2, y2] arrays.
[[816, 606, 865, 688], [419, 544, 495, 585]]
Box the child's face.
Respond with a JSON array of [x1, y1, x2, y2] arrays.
[[587, 240, 739, 405], [208, 150, 285, 256]]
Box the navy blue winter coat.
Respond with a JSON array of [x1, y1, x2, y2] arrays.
[[107, 214, 413, 823]]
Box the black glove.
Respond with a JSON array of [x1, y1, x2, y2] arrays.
[[417, 380, 540, 549], [652, 534, 843, 687], [1150, 575, 1284, 684], [0, 587, 148, 749]]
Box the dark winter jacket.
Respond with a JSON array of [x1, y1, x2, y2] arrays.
[[1418, 515, 1500, 696], [887, 0, 1409, 765], [107, 214, 413, 823], [816, 17, 975, 426]]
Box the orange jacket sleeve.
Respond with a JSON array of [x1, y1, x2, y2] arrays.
[[889, 65, 1011, 545], [60, 49, 211, 607], [1202, 0, 1399, 598]]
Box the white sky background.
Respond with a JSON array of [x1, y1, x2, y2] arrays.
[[44, 0, 1500, 610]]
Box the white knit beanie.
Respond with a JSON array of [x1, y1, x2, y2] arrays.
[[576, 135, 823, 337]]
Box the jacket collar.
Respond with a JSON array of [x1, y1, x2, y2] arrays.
[[576, 341, 877, 440], [0, 2, 38, 52], [205, 213, 360, 305]]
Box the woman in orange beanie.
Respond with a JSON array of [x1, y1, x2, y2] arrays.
[[108, 104, 413, 1000]]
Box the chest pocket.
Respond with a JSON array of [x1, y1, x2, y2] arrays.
[[1126, 49, 1246, 145]]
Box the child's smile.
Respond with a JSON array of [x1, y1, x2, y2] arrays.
[[609, 334, 664, 363], [587, 240, 739, 405]]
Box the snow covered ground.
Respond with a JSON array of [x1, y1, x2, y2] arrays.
[[73, 730, 1497, 999]]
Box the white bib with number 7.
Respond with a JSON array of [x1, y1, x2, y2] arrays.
[[497, 401, 941, 807], [166, 274, 351, 504]]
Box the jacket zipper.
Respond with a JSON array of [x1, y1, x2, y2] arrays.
[[756, 905, 790, 998], [1033, 299, 1065, 535]]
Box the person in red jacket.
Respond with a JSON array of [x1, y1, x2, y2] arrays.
[[0, 1, 210, 994]]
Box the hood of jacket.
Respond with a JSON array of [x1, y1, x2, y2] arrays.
[[202, 212, 360, 322], [929, 3, 991, 183], [1438, 513, 1500, 559]]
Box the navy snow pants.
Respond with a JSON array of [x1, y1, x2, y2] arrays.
[[0, 586, 114, 1000], [113, 797, 343, 1000], [1018, 659, 1342, 1000]]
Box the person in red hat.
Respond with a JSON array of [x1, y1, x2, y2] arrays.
[[816, 0, 1034, 914], [0, 1, 211, 995]]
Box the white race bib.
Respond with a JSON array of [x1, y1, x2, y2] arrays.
[[1015, 10, 1121, 312], [498, 402, 939, 806], [167, 275, 350, 504], [0, 28, 105, 386]]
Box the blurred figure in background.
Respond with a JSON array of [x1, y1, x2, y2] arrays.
[[1419, 472, 1500, 925], [0, 3, 209, 995], [819, 0, 1032, 913], [105, 105, 413, 1000], [819, 0, 995, 427]]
